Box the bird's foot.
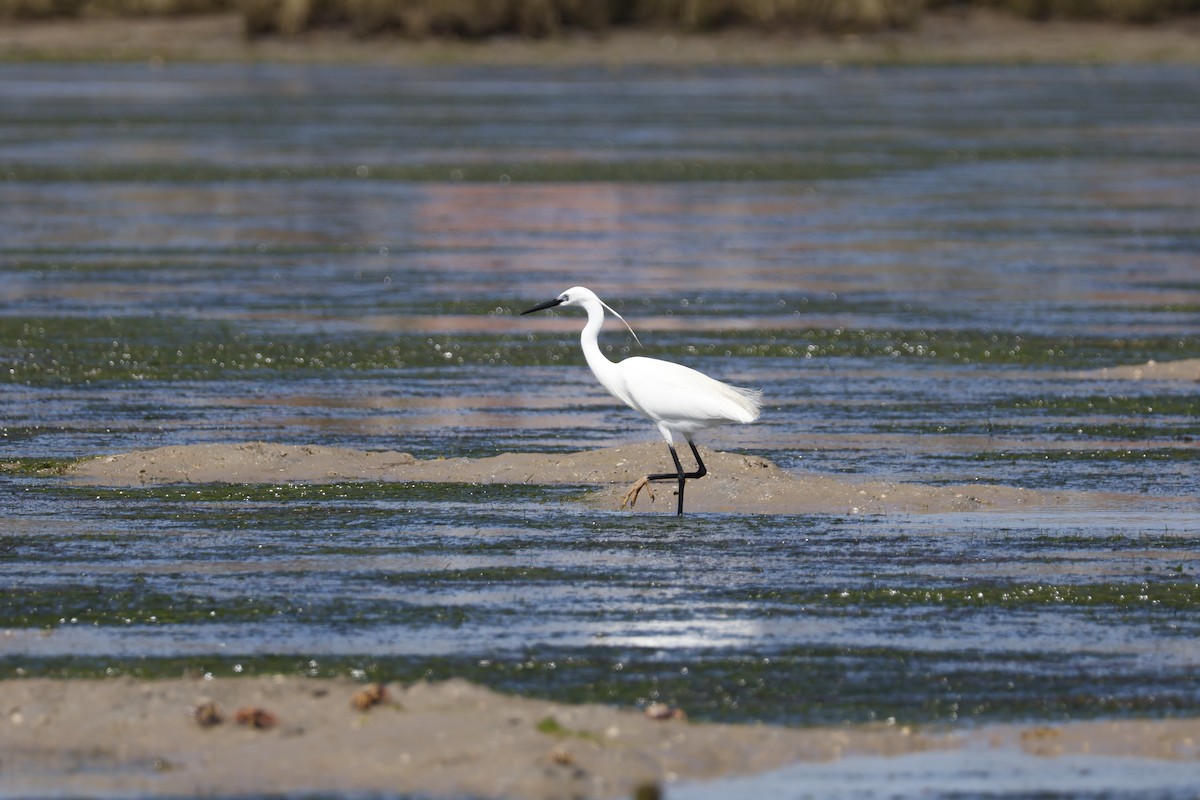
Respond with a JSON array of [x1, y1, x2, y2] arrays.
[[620, 476, 655, 510]]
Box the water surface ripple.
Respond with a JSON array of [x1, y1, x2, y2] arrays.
[[1, 64, 1198, 734]]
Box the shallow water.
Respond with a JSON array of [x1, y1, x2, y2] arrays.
[[1, 61, 1199, 755], [675, 747, 1200, 799]]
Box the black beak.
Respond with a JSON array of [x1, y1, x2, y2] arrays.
[[521, 297, 565, 315]]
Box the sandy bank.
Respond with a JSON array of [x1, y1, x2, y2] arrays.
[[2, 676, 1198, 799], [2, 10, 1199, 65], [68, 441, 1104, 515], [1, 675, 934, 799], [1077, 357, 1200, 382]]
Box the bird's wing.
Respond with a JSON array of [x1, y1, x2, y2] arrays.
[[616, 357, 761, 425]]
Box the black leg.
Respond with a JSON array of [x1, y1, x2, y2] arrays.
[[643, 442, 707, 516], [687, 440, 708, 479], [667, 446, 686, 516]]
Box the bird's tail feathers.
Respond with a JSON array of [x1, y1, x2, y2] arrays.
[[729, 384, 764, 423], [706, 379, 762, 423]]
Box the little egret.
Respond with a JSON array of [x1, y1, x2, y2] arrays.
[[521, 286, 762, 516]]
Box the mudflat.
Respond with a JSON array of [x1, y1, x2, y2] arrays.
[[4, 675, 1199, 798]]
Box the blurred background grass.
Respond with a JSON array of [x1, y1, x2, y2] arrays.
[[0, 0, 1196, 37]]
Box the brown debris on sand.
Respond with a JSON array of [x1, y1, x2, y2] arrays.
[[233, 706, 280, 729], [350, 683, 392, 711]]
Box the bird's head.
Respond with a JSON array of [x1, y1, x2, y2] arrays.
[[520, 286, 641, 346], [520, 286, 596, 314]]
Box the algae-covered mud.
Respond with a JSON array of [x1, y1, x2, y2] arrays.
[[1, 63, 1199, 797]]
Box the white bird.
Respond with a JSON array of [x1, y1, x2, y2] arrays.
[[521, 286, 762, 516]]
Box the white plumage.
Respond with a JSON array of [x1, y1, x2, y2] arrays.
[[522, 286, 762, 515], [605, 356, 761, 442]]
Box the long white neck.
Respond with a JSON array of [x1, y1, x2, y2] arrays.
[[579, 300, 626, 402]]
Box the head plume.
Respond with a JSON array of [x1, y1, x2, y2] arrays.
[[598, 298, 642, 348]]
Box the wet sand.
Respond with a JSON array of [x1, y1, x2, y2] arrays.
[[1077, 357, 1200, 382], [3, 675, 1198, 799], [68, 440, 1091, 515]]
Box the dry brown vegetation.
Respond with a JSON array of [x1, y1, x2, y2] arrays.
[[1, 0, 1196, 36]]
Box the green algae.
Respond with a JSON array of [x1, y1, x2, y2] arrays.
[[730, 582, 1200, 611], [5, 314, 1198, 386], [0, 582, 490, 630], [42, 480, 559, 505], [4, 645, 1198, 726], [847, 388, 1199, 442], [966, 448, 1200, 465], [0, 585, 275, 629], [0, 457, 80, 476], [1005, 395, 1200, 416], [535, 715, 600, 741]]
